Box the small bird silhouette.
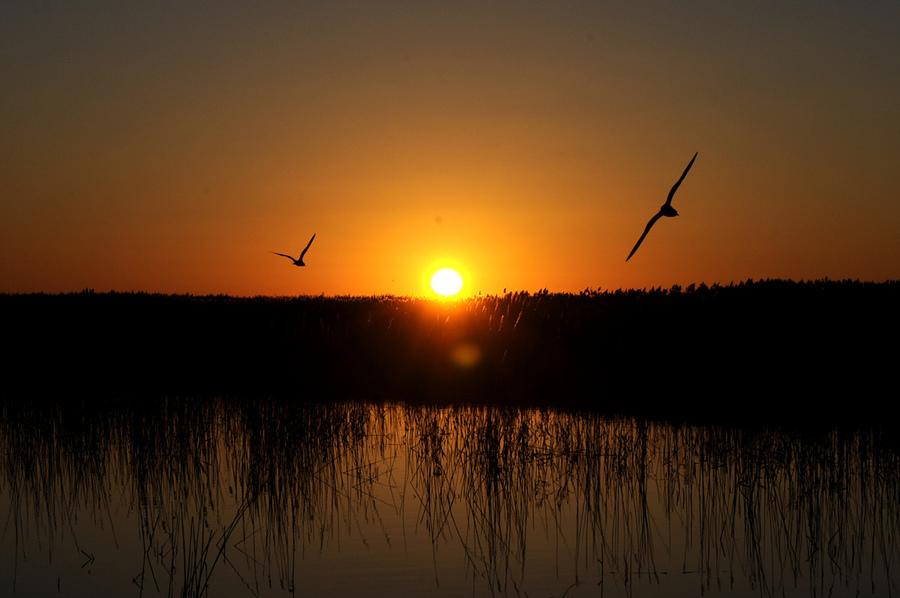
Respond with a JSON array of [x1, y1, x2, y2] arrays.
[[272, 233, 316, 267], [626, 153, 698, 261]]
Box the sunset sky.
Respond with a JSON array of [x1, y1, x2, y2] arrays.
[[2, 1, 899, 296]]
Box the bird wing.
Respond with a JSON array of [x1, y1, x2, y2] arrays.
[[271, 251, 296, 261], [665, 152, 698, 207], [299, 233, 316, 260], [626, 211, 664, 261]]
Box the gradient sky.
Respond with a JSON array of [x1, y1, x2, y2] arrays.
[[2, 1, 899, 296]]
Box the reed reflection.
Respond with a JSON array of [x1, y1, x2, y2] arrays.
[[1, 399, 897, 597]]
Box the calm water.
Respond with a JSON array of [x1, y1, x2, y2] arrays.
[[1, 399, 897, 597]]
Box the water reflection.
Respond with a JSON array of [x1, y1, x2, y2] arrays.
[[1, 399, 897, 597]]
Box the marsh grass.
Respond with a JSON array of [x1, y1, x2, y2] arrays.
[[1, 398, 897, 596], [3, 279, 897, 419]]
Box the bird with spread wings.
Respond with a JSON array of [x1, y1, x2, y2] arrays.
[[272, 233, 317, 267], [626, 153, 698, 261]]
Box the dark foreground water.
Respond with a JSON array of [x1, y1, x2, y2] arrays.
[[1, 399, 897, 597]]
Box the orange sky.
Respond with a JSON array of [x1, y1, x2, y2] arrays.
[[2, 2, 899, 296]]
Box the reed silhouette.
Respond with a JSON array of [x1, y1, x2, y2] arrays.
[[1, 280, 897, 422], [1, 398, 897, 597]]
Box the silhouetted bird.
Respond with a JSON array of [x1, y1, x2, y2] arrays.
[[272, 233, 316, 267], [626, 153, 698, 261]]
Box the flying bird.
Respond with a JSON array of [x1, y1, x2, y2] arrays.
[[272, 233, 316, 267], [626, 153, 698, 261]]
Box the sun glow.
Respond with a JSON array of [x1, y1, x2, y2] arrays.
[[430, 268, 464, 298]]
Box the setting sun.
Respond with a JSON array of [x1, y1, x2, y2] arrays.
[[430, 268, 464, 297]]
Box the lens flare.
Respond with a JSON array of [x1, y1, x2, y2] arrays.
[[450, 342, 481, 368]]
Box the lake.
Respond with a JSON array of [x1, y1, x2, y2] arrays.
[[1, 398, 897, 597]]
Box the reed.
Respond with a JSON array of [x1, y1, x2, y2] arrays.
[[3, 279, 897, 420], [6, 398, 894, 596]]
